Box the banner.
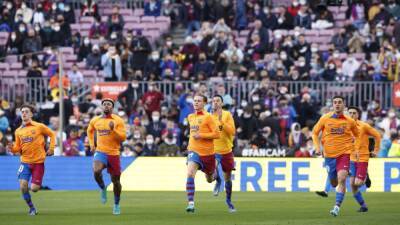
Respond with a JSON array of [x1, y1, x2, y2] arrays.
[[393, 82, 400, 107], [91, 82, 128, 100], [1, 157, 399, 192]]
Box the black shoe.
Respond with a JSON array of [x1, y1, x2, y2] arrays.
[[315, 191, 328, 197], [365, 174, 371, 188], [357, 206, 368, 212]]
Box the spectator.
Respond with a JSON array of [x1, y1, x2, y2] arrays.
[[49, 116, 67, 156], [44, 48, 59, 77], [160, 53, 179, 80], [288, 122, 306, 151], [208, 30, 229, 61], [67, 63, 84, 86], [142, 134, 158, 156], [107, 5, 124, 36], [342, 54, 361, 79], [40, 20, 53, 47], [158, 132, 180, 156], [50, 21, 67, 46], [81, 0, 98, 17], [63, 128, 85, 156], [6, 31, 23, 54], [276, 5, 294, 30], [63, 3, 75, 24], [251, 126, 279, 149], [181, 36, 200, 70], [379, 129, 397, 157], [130, 30, 152, 71], [49, 73, 71, 101], [379, 109, 400, 138], [86, 44, 102, 70], [27, 59, 43, 101], [89, 16, 108, 39], [346, 1, 367, 30], [161, 0, 177, 26], [0, 109, 9, 134], [22, 28, 42, 54], [78, 94, 96, 114], [331, 28, 349, 52], [146, 111, 165, 145], [141, 83, 164, 117], [32, 3, 46, 25], [211, 0, 234, 26], [237, 106, 258, 148], [144, 0, 161, 17], [235, 0, 247, 30], [118, 79, 143, 116], [15, 2, 33, 24], [372, 3, 392, 26], [347, 31, 364, 53], [294, 4, 311, 29], [78, 37, 92, 61], [178, 92, 194, 125], [312, 7, 334, 29], [101, 45, 122, 81], [144, 51, 162, 80]]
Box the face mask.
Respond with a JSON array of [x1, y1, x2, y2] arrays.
[[264, 8, 269, 14], [333, 53, 339, 58], [275, 33, 282, 39], [311, 47, 318, 53], [241, 101, 248, 107], [299, 61, 305, 67], [244, 113, 251, 118], [152, 116, 160, 122], [111, 34, 117, 39], [84, 39, 90, 45], [54, 26, 61, 32], [71, 97, 78, 103], [389, 112, 396, 118], [21, 4, 26, 9], [294, 31, 300, 37], [186, 98, 193, 104], [132, 83, 139, 88], [166, 41, 172, 46], [146, 139, 154, 145], [69, 119, 77, 125], [58, 3, 64, 11], [376, 31, 383, 37], [280, 54, 287, 60], [7, 3, 12, 9], [65, 6, 71, 12], [148, 86, 154, 91], [19, 27, 25, 33], [252, 96, 259, 102], [134, 133, 141, 139], [293, 1, 299, 7], [11, 34, 16, 40], [52, 4, 57, 10], [34, 26, 40, 32], [151, 54, 159, 60]]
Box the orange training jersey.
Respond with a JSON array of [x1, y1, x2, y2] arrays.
[[187, 110, 220, 156], [12, 121, 56, 163], [312, 112, 359, 158], [87, 114, 127, 156], [212, 110, 235, 154], [352, 121, 381, 162]]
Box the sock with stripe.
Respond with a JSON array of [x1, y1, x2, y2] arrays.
[[353, 191, 367, 207], [335, 191, 345, 207], [22, 192, 34, 209], [225, 180, 232, 203], [186, 177, 195, 204]]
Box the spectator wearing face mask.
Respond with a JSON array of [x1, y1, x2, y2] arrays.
[[50, 22, 66, 46], [78, 37, 92, 61], [6, 31, 22, 54], [22, 28, 42, 54], [89, 17, 108, 39], [237, 106, 258, 148], [130, 30, 152, 71], [379, 109, 400, 138], [118, 80, 142, 116], [101, 45, 122, 81], [142, 134, 158, 156], [32, 3, 45, 25], [288, 122, 306, 151], [15, 2, 33, 24], [146, 111, 165, 145], [63, 3, 75, 24], [67, 64, 84, 87], [144, 51, 162, 79], [331, 28, 349, 53], [342, 54, 361, 79], [86, 44, 102, 70], [141, 83, 164, 117]]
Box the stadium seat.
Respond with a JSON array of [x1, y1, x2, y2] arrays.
[[141, 16, 156, 23], [10, 63, 22, 70]]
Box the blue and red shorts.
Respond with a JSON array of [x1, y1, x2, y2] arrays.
[[325, 154, 350, 180], [187, 151, 216, 175], [350, 161, 368, 181], [93, 151, 121, 176], [216, 152, 235, 173], [17, 163, 45, 186]]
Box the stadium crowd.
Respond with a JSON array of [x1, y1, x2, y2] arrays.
[[0, 0, 400, 157]]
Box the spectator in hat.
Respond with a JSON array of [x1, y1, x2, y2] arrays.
[[86, 44, 102, 70]]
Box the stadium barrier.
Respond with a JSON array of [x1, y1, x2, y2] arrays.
[[1, 157, 399, 192]]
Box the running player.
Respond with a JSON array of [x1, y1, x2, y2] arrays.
[[312, 96, 359, 217], [185, 94, 220, 213], [211, 94, 236, 212], [7, 104, 56, 215], [348, 106, 381, 212], [87, 98, 126, 215]]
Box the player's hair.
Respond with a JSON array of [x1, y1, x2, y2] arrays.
[[20, 104, 35, 113], [348, 106, 361, 116], [332, 95, 345, 102], [213, 94, 224, 103], [195, 94, 207, 103]]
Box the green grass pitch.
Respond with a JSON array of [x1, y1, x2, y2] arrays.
[[0, 191, 398, 225]]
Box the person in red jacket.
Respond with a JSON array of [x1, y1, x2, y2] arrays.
[[141, 83, 164, 118]]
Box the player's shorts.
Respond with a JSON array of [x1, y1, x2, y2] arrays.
[[350, 161, 368, 181], [187, 151, 216, 175], [17, 163, 45, 186], [325, 154, 350, 180], [93, 151, 121, 176], [216, 152, 235, 172]]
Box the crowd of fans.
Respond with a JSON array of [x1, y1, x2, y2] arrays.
[[0, 0, 400, 157]]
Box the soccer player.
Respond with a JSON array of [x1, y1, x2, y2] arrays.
[[6, 104, 56, 215], [87, 98, 126, 215], [185, 94, 220, 213], [211, 95, 236, 212], [347, 106, 381, 212], [312, 96, 359, 217]]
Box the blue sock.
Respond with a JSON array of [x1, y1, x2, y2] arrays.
[[186, 177, 195, 203], [225, 180, 232, 203], [114, 194, 120, 205], [214, 169, 221, 183], [22, 192, 34, 209], [335, 191, 345, 207], [353, 191, 366, 207], [324, 178, 331, 193]]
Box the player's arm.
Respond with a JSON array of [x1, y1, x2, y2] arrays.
[[198, 115, 220, 139], [87, 119, 96, 150], [311, 117, 324, 154], [40, 124, 56, 155], [221, 112, 235, 136], [9, 132, 21, 154], [367, 125, 381, 156], [112, 119, 127, 141]]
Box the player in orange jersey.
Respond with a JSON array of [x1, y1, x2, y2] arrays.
[[7, 104, 56, 215], [185, 94, 220, 213], [87, 98, 126, 215], [211, 95, 236, 212], [348, 106, 381, 213], [312, 96, 359, 217]]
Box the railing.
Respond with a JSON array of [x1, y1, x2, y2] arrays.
[[0, 78, 393, 109]]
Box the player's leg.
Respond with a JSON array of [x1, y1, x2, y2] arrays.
[[352, 162, 368, 212], [221, 152, 235, 212], [108, 155, 122, 215], [30, 163, 45, 193], [186, 161, 199, 212], [330, 154, 350, 217], [203, 155, 217, 183], [213, 155, 222, 196], [17, 163, 37, 215], [93, 152, 108, 203]]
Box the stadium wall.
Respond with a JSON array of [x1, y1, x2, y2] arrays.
[[0, 157, 399, 192]]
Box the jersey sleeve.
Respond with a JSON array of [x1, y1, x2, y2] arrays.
[[11, 130, 21, 154], [366, 124, 381, 154], [87, 118, 96, 148], [312, 116, 325, 152], [222, 112, 235, 136], [199, 115, 220, 139], [113, 118, 127, 142], [40, 124, 56, 152]]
